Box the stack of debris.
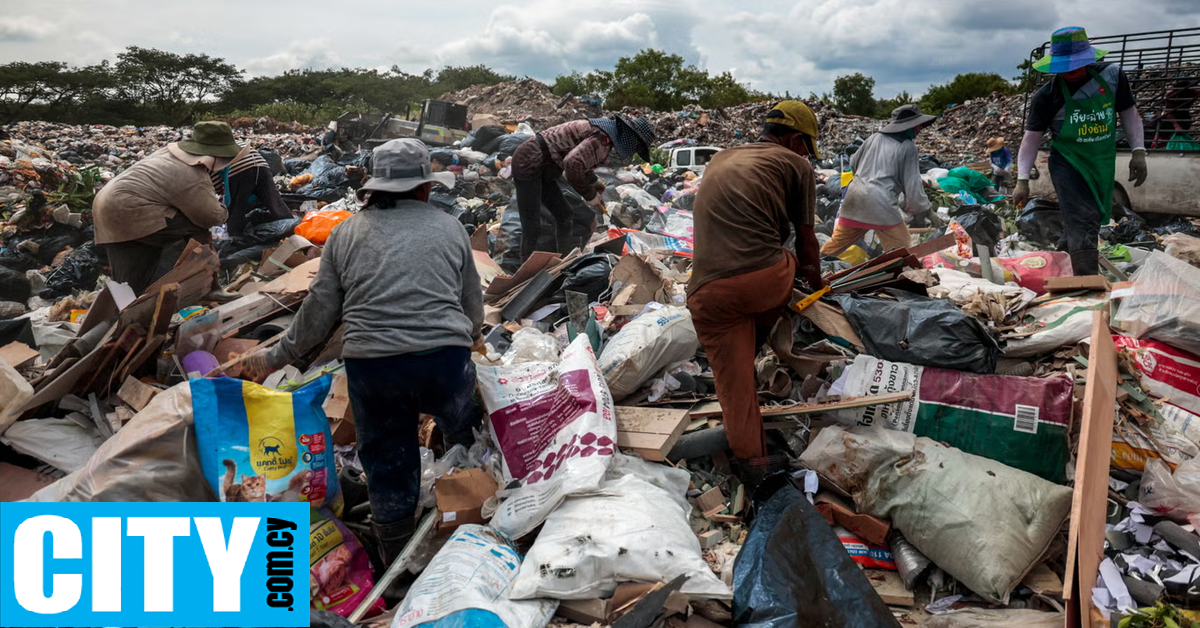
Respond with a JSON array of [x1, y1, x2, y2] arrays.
[[443, 78, 600, 129], [1, 83, 1199, 628]]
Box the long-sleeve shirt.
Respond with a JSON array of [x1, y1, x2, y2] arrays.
[[511, 120, 612, 200], [688, 142, 817, 295], [839, 132, 929, 228], [265, 199, 483, 366], [211, 146, 293, 237], [93, 146, 228, 244]]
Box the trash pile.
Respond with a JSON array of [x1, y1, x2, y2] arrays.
[[443, 78, 601, 129], [0, 82, 1199, 628]]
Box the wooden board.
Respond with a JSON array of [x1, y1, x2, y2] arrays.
[[1045, 275, 1111, 294], [865, 569, 915, 607], [695, 487, 726, 514], [1064, 311, 1117, 628], [116, 376, 160, 412], [0, 342, 39, 369], [615, 406, 690, 461], [688, 391, 914, 420]]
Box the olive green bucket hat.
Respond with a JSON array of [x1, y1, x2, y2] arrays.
[[177, 121, 242, 158]]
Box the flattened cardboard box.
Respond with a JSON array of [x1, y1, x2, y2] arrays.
[[434, 467, 498, 533]]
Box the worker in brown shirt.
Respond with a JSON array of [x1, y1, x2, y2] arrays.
[[687, 101, 824, 463]]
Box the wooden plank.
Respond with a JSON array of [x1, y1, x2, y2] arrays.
[[906, 233, 957, 260], [0, 342, 39, 369], [688, 392, 915, 419], [695, 487, 725, 514], [615, 406, 690, 461], [211, 292, 297, 338], [116, 376, 160, 412], [1045, 275, 1111, 294], [1064, 311, 1117, 628], [865, 570, 915, 607], [117, 336, 166, 384], [148, 283, 180, 337]]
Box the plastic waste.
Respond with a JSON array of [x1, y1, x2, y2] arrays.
[[1113, 251, 1200, 355], [40, 242, 101, 299], [799, 426, 1074, 605], [295, 210, 354, 245], [598, 306, 699, 401], [834, 289, 1001, 374], [1139, 458, 1200, 527], [732, 480, 901, 628], [890, 533, 932, 590], [1016, 198, 1064, 248], [948, 205, 1003, 252]]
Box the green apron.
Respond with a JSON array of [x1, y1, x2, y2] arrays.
[[1051, 69, 1117, 222]]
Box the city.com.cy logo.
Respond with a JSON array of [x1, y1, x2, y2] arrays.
[[0, 502, 309, 628]]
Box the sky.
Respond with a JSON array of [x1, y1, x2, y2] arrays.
[[1, 1, 1197, 99]]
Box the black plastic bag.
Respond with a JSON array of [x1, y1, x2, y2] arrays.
[[0, 266, 31, 302], [496, 133, 532, 158], [284, 158, 312, 176], [472, 125, 507, 154], [835, 289, 1001, 373], [257, 149, 286, 176], [733, 481, 901, 628], [950, 205, 1003, 252], [1152, 217, 1200, 238], [40, 242, 101, 299], [1103, 218, 1155, 245], [1016, 198, 1065, 248], [430, 149, 456, 168], [560, 254, 616, 303], [918, 154, 944, 174]]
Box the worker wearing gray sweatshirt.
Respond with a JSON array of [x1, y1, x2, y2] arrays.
[[245, 138, 483, 563]]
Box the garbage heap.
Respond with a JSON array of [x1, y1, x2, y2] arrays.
[[442, 78, 601, 129], [1, 112, 1200, 628]]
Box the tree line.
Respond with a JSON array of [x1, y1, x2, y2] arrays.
[[0, 45, 1032, 128]]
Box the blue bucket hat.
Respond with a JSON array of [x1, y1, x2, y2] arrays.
[[1033, 26, 1109, 74]]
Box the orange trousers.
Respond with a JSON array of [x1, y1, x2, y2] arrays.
[[820, 221, 912, 257], [687, 253, 796, 459]]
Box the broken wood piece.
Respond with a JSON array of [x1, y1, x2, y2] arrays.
[[1045, 275, 1111, 294], [695, 486, 726, 514], [731, 485, 746, 516], [616, 406, 690, 461], [116, 376, 160, 413], [688, 391, 915, 419], [1022, 562, 1064, 597], [866, 569, 915, 607], [710, 514, 741, 524], [698, 529, 724, 549], [0, 342, 39, 370]]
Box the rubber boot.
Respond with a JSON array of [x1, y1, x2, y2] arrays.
[[371, 517, 416, 568], [1070, 249, 1100, 276]]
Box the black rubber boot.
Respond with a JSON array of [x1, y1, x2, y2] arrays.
[[1070, 249, 1100, 276], [371, 517, 416, 567]]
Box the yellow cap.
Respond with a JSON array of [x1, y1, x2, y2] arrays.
[[765, 101, 821, 159]]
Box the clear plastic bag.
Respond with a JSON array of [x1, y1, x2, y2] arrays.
[[501, 328, 561, 365], [1113, 250, 1200, 355], [1138, 458, 1200, 527]]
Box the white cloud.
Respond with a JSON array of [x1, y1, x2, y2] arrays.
[[243, 38, 344, 76], [0, 16, 57, 42]]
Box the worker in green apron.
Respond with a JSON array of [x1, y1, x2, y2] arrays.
[[1014, 26, 1147, 276]]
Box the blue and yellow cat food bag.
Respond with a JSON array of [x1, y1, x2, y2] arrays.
[[192, 376, 342, 514]]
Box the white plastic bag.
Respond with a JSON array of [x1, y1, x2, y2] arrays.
[[509, 455, 730, 601], [1113, 250, 1200, 355], [1139, 458, 1200, 527], [799, 425, 1073, 605], [598, 306, 698, 400], [476, 335, 617, 538], [392, 525, 557, 628]]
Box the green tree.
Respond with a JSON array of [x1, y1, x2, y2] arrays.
[[0, 61, 112, 124], [552, 72, 589, 97], [1013, 59, 1040, 93], [114, 46, 243, 124], [831, 73, 877, 116], [433, 65, 513, 95], [697, 71, 761, 108], [919, 72, 1015, 113], [874, 90, 915, 119], [604, 49, 696, 110]]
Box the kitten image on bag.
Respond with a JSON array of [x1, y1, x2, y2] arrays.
[[269, 470, 310, 502], [222, 458, 266, 502]]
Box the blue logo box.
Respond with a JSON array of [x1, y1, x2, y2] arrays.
[[0, 502, 310, 627]]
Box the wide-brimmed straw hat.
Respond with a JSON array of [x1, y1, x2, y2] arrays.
[[356, 138, 455, 200], [1033, 26, 1108, 74], [986, 137, 1006, 152]]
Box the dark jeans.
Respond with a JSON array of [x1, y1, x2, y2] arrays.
[[344, 347, 481, 525], [104, 213, 212, 295], [1049, 150, 1102, 276], [514, 168, 576, 261]]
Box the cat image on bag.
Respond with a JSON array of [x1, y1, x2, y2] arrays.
[[269, 470, 310, 502], [263, 444, 282, 455], [222, 459, 266, 502]]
